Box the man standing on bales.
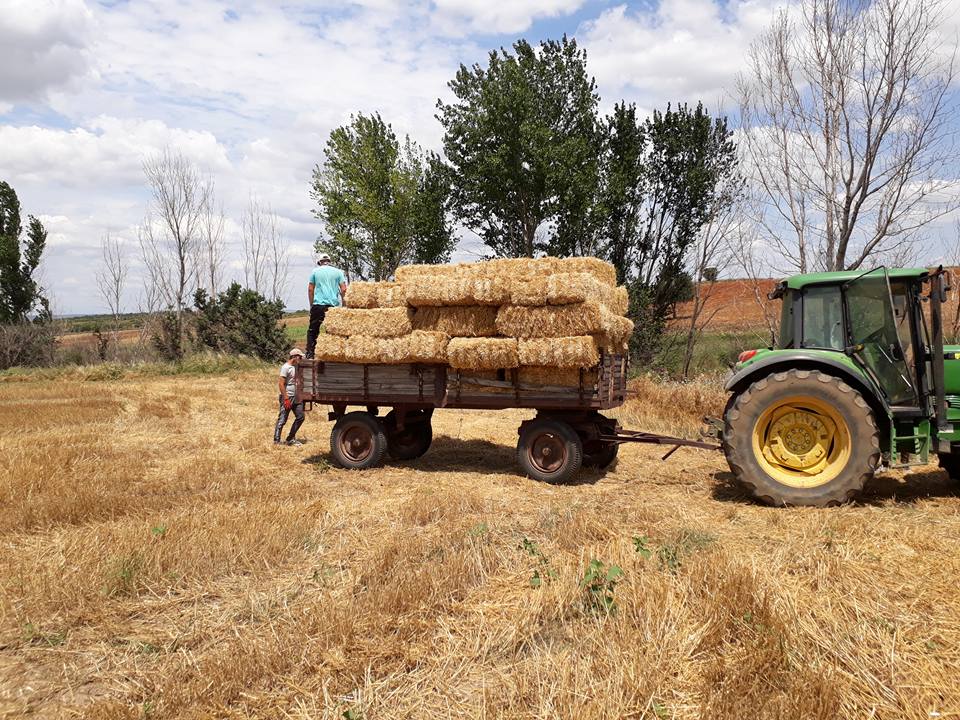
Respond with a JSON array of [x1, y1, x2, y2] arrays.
[[275, 348, 306, 446], [305, 252, 347, 359]]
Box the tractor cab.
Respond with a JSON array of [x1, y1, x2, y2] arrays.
[[770, 268, 930, 410], [721, 267, 957, 507]]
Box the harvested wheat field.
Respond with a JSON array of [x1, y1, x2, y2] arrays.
[[2, 368, 960, 719]]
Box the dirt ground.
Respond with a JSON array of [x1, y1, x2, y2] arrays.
[[1, 371, 959, 719]]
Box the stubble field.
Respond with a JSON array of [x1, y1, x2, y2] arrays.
[[1, 369, 959, 719]]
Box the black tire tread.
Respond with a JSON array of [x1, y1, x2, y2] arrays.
[[330, 411, 388, 470], [517, 419, 584, 484]]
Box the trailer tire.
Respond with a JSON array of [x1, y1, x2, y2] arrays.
[[330, 411, 388, 470], [517, 418, 583, 484], [724, 369, 879, 506], [384, 409, 432, 461], [583, 440, 618, 469], [938, 453, 960, 480]]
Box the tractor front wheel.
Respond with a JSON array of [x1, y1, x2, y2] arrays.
[[723, 369, 880, 506], [938, 453, 960, 480]]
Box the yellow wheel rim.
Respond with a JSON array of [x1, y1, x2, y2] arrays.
[[751, 395, 851, 488]]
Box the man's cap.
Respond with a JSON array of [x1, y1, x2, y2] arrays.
[[317, 252, 331, 263], [289, 348, 305, 358]]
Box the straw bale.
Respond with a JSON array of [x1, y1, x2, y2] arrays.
[[345, 331, 449, 364], [519, 366, 599, 387], [344, 282, 408, 309], [610, 285, 629, 316], [553, 257, 617, 286], [496, 300, 615, 338], [595, 315, 634, 352], [412, 306, 498, 337], [313, 334, 349, 362], [324, 307, 412, 338], [510, 273, 629, 311], [453, 368, 513, 395], [518, 336, 599, 369], [405, 276, 510, 307], [396, 256, 617, 287], [447, 337, 519, 370]]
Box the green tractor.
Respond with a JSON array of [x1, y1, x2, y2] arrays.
[[721, 267, 959, 506]]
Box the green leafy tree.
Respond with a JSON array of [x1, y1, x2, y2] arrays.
[[597, 103, 740, 360], [194, 283, 288, 362], [0, 181, 50, 323], [310, 113, 456, 281], [438, 35, 601, 258]]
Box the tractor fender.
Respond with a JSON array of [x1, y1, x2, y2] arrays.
[[724, 353, 892, 450]]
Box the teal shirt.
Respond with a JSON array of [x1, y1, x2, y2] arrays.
[[309, 265, 346, 306]]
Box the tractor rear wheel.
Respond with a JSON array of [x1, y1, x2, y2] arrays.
[[723, 369, 880, 506]]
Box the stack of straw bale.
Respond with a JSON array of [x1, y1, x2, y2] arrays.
[[315, 257, 633, 383]]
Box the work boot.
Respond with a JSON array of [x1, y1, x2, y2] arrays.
[[286, 439, 303, 447]]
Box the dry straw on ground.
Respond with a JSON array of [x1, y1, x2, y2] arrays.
[[411, 306, 498, 337], [344, 282, 407, 309], [4, 368, 959, 719], [324, 307, 412, 338], [518, 336, 599, 368], [447, 337, 519, 370]]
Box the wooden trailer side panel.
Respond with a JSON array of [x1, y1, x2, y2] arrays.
[[298, 354, 628, 410]]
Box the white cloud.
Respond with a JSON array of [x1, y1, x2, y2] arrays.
[[0, 117, 229, 187], [0, 0, 94, 101], [579, 0, 782, 109], [432, 0, 585, 34]]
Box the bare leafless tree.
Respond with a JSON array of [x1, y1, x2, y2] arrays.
[[198, 179, 226, 298], [729, 218, 781, 348], [680, 206, 741, 378], [738, 0, 957, 273], [242, 195, 289, 300], [139, 148, 205, 356], [96, 233, 128, 345]]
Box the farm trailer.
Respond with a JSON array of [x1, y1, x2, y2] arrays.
[[294, 354, 716, 483]]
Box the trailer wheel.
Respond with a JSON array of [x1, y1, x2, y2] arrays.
[[330, 411, 387, 470], [724, 369, 879, 506], [517, 419, 583, 484], [938, 453, 960, 480], [583, 440, 619, 469], [384, 409, 433, 461]]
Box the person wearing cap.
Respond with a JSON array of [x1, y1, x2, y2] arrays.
[[305, 252, 347, 359], [275, 348, 306, 445]]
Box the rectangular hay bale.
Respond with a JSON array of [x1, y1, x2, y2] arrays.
[[447, 337, 519, 370], [344, 331, 449, 364], [510, 272, 629, 312], [324, 307, 412, 338], [404, 276, 510, 307], [518, 336, 599, 368], [496, 300, 617, 338], [344, 282, 408, 309], [395, 256, 617, 287], [313, 334, 349, 362], [412, 306, 498, 337], [594, 315, 634, 352]]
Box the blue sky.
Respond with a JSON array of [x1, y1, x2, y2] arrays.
[[1, 0, 956, 314]]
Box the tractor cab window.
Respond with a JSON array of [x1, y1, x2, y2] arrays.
[[778, 292, 795, 348], [801, 285, 844, 350]]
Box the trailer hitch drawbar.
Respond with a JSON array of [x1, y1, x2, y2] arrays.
[[600, 422, 722, 461]]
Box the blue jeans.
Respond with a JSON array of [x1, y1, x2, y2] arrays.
[[274, 395, 305, 442]]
